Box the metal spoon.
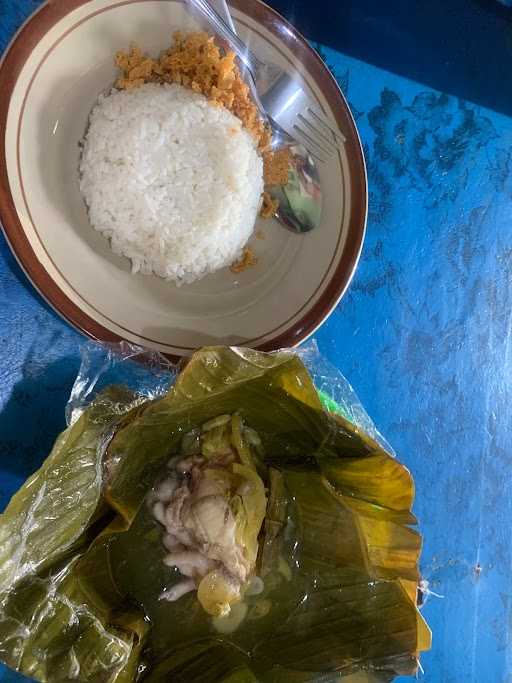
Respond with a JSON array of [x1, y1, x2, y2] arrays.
[[193, 0, 322, 233]]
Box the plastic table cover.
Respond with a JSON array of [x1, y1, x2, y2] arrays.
[[1, 1, 512, 680]]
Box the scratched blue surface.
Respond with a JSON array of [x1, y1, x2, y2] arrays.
[[1, 1, 512, 682]]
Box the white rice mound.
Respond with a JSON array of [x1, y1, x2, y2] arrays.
[[79, 82, 264, 285]]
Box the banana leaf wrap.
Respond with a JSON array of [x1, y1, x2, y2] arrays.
[[0, 346, 431, 682]]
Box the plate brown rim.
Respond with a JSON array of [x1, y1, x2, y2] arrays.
[[0, 0, 367, 359], [13, 5, 347, 352]]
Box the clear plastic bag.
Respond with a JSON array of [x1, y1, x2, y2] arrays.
[[66, 341, 175, 426], [0, 341, 428, 683], [67, 340, 392, 452]]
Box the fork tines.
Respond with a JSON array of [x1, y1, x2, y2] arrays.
[[293, 107, 346, 162]]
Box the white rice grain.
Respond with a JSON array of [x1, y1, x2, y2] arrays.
[[79, 83, 263, 285]]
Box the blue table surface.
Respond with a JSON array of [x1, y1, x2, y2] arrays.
[[2, 1, 512, 681]]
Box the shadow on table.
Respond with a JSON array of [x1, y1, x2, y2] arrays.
[[0, 241, 66, 326], [0, 353, 80, 486], [270, 0, 512, 117], [0, 664, 27, 682]]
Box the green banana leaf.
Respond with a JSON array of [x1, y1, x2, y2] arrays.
[[0, 347, 431, 682], [0, 386, 148, 682]]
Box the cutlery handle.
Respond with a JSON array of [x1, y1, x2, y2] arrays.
[[188, 0, 265, 73], [208, 0, 236, 33], [188, 0, 268, 123]]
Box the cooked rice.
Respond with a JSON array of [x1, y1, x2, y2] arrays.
[[79, 82, 264, 285], [115, 32, 287, 198], [115, 32, 271, 152]]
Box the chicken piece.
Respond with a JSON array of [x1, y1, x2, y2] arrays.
[[161, 579, 196, 602], [153, 415, 267, 618]]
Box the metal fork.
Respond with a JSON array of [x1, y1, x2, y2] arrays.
[[189, 0, 344, 161]]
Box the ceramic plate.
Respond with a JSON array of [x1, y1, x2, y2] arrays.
[[0, 0, 367, 357]]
